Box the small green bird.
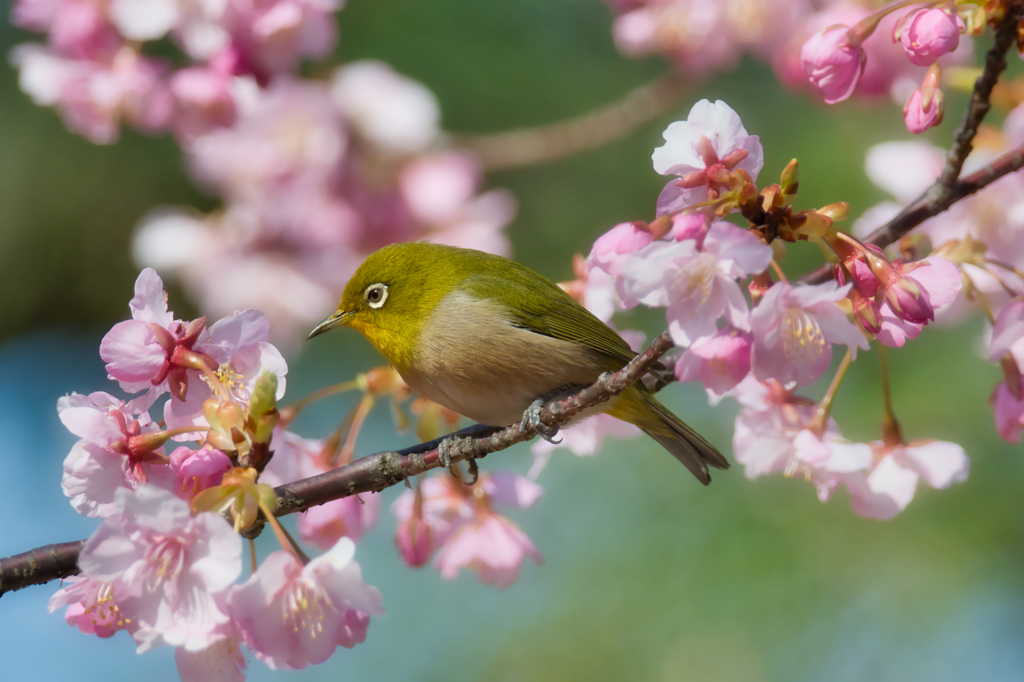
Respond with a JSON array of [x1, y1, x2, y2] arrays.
[[308, 242, 729, 484]]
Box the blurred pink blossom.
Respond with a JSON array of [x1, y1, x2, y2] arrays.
[[225, 0, 342, 77], [845, 440, 969, 520], [750, 281, 868, 387], [993, 381, 1024, 443], [174, 622, 247, 682], [392, 472, 543, 586], [528, 414, 642, 479], [903, 84, 943, 134], [78, 485, 242, 652], [299, 493, 381, 549], [801, 25, 864, 104], [652, 99, 763, 216], [587, 222, 653, 278], [227, 538, 382, 669]]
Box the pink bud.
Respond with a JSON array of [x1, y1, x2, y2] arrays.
[[395, 513, 432, 568], [903, 86, 944, 134], [884, 275, 934, 324], [587, 222, 653, 277], [801, 25, 865, 104], [899, 9, 963, 67]]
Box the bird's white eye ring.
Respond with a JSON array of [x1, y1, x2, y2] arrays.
[[364, 283, 388, 309]]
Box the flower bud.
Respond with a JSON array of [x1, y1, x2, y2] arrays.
[[899, 9, 963, 67], [884, 276, 935, 324], [801, 26, 865, 104], [904, 67, 945, 134], [217, 400, 244, 430], [780, 158, 799, 201]]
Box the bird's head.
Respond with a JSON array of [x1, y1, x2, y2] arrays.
[[307, 242, 467, 368]]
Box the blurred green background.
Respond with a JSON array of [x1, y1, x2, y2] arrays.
[[2, 1, 1023, 680]]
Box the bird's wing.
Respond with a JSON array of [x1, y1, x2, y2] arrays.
[[462, 268, 636, 368]]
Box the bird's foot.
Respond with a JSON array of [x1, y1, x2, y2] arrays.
[[523, 398, 561, 444], [438, 435, 470, 470]]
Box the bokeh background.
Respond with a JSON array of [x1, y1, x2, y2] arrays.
[[2, 1, 1023, 680]]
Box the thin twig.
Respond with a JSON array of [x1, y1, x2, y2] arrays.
[[801, 3, 1024, 284], [452, 74, 689, 171], [0, 333, 675, 597]]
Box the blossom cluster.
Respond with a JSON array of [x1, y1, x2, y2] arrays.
[[547, 98, 977, 519], [51, 268, 546, 681], [607, 0, 979, 135], [10, 0, 516, 345]]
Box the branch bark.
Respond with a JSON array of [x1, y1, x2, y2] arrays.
[[452, 74, 689, 171], [0, 332, 675, 597], [801, 2, 1024, 284]]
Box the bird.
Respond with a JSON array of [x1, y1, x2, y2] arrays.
[[307, 242, 729, 484]]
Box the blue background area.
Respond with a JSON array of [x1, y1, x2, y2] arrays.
[[2, 0, 1024, 680]]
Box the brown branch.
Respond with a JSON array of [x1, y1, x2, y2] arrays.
[[801, 3, 1024, 284], [452, 74, 689, 171], [0, 332, 675, 597]]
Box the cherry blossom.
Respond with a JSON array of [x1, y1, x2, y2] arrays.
[[331, 59, 440, 154], [651, 99, 764, 216], [992, 382, 1024, 443], [750, 281, 868, 387], [731, 378, 872, 499], [169, 445, 233, 502], [174, 622, 247, 682], [77, 485, 242, 653], [528, 414, 642, 479], [903, 82, 943, 134], [225, 0, 342, 77], [48, 576, 134, 638], [299, 493, 381, 549], [898, 8, 963, 67], [674, 326, 752, 397], [227, 538, 383, 670], [619, 220, 772, 346], [800, 25, 864, 104], [587, 221, 653, 278], [59, 390, 174, 517], [392, 472, 543, 586], [874, 257, 963, 348], [844, 440, 969, 520]]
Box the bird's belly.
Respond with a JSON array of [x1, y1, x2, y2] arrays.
[[401, 370, 541, 426]]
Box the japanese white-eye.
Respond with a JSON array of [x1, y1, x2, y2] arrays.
[[308, 242, 729, 484]]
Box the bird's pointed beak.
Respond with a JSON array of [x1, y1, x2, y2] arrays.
[[307, 310, 353, 340]]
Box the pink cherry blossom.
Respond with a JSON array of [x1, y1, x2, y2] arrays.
[[675, 327, 752, 396], [299, 493, 381, 549], [78, 485, 242, 652], [993, 382, 1024, 443], [844, 440, 969, 520], [225, 0, 342, 77], [899, 9, 963, 67], [169, 66, 238, 140], [99, 267, 216, 397], [903, 85, 943, 134], [174, 622, 247, 682], [59, 390, 175, 517], [391, 472, 543, 585], [331, 59, 440, 154], [436, 513, 543, 589], [228, 538, 383, 670], [587, 222, 653, 278], [875, 257, 962, 348], [801, 25, 864, 104], [163, 308, 288, 432], [619, 220, 772, 346], [731, 379, 872, 498], [652, 99, 764, 216], [12, 45, 171, 144], [170, 445, 233, 502], [750, 281, 868, 387], [528, 414, 642, 479], [989, 300, 1024, 367], [48, 576, 134, 638]]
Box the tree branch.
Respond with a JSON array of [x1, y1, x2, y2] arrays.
[[452, 74, 689, 171], [0, 332, 675, 597], [801, 2, 1024, 284]]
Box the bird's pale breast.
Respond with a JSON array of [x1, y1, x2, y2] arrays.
[[399, 291, 609, 426]]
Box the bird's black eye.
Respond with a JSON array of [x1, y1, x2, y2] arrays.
[[364, 283, 388, 309]]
